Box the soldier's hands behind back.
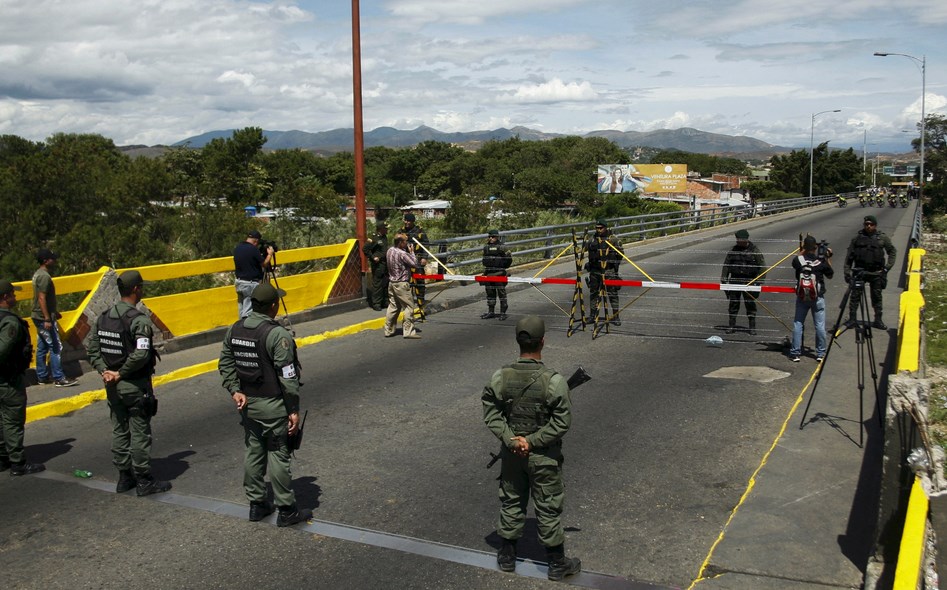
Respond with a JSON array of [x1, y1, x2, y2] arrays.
[[510, 436, 530, 457], [287, 412, 300, 436]]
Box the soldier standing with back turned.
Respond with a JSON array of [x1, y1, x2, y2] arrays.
[[219, 282, 310, 527], [481, 315, 581, 581], [0, 279, 45, 476], [584, 219, 623, 325], [88, 270, 171, 495]]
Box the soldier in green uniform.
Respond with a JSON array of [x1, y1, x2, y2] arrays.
[[844, 215, 897, 329], [219, 282, 310, 527], [584, 219, 624, 325], [363, 221, 389, 311], [480, 229, 513, 320], [88, 270, 171, 495], [0, 279, 45, 476], [721, 229, 766, 334], [481, 315, 581, 581], [400, 213, 429, 320]]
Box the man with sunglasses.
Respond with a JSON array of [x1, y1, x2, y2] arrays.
[[844, 215, 897, 329]]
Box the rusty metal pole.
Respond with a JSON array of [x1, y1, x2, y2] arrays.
[[352, 0, 367, 273]]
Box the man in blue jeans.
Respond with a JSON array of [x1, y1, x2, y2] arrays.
[[31, 248, 77, 387], [790, 236, 834, 362]]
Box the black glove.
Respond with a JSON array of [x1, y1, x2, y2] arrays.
[[844, 271, 852, 283]]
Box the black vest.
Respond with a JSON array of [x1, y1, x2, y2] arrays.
[[0, 310, 32, 381], [228, 319, 283, 398], [482, 243, 511, 273], [850, 233, 886, 270], [95, 307, 157, 380]]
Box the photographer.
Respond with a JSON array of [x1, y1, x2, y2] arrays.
[[789, 237, 833, 362], [843, 215, 896, 329], [233, 230, 275, 319], [383, 233, 421, 339]]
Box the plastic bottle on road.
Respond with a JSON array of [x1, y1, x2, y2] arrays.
[[73, 469, 92, 478], [705, 335, 723, 347]]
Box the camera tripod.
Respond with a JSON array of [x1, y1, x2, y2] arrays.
[[264, 251, 294, 335], [798, 272, 884, 447]]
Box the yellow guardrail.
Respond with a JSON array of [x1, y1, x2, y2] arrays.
[[11, 240, 360, 351], [896, 248, 925, 373], [893, 476, 929, 589]]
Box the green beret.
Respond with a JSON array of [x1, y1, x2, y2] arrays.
[[487, 229, 499, 237], [251, 282, 286, 305], [595, 219, 607, 227], [735, 229, 750, 239], [864, 215, 877, 224]]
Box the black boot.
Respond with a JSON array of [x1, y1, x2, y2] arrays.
[[9, 462, 44, 476], [276, 504, 312, 528], [497, 306, 508, 321], [481, 308, 496, 319], [611, 313, 621, 326], [116, 469, 137, 493], [249, 500, 275, 522], [726, 316, 736, 334], [497, 539, 517, 572], [136, 473, 172, 496], [748, 317, 756, 336], [873, 316, 887, 329], [546, 544, 581, 581]]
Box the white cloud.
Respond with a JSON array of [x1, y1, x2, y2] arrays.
[[507, 79, 597, 104], [384, 0, 587, 25]]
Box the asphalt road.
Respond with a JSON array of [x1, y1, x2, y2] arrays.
[[1, 202, 917, 589]]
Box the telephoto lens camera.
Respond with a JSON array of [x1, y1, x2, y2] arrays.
[[258, 239, 280, 256], [817, 240, 830, 260]]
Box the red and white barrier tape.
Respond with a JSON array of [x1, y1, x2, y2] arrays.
[[413, 274, 795, 294]]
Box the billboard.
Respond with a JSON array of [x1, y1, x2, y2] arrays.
[[597, 164, 688, 194]]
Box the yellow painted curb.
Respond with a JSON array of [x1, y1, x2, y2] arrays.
[[26, 316, 389, 424]]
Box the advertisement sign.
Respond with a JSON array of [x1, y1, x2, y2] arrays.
[[597, 164, 688, 194]]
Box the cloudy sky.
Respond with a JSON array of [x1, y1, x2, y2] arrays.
[[1, 0, 944, 152]]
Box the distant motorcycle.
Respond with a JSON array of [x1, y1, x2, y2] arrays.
[[900, 195, 909, 208], [888, 196, 898, 208], [858, 194, 868, 207], [836, 195, 848, 208]]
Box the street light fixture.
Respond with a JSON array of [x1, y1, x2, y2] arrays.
[[874, 51, 926, 200], [810, 109, 841, 199]]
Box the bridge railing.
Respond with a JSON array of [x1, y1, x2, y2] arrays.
[[429, 194, 838, 272]]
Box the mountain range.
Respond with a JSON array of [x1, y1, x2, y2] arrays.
[[166, 125, 791, 158]]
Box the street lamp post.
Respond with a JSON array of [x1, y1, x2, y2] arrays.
[[810, 109, 841, 199], [874, 52, 926, 200]]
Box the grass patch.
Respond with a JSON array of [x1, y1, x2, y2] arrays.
[[924, 216, 947, 458]]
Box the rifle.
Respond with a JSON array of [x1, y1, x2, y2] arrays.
[[486, 367, 591, 468], [287, 409, 308, 454]]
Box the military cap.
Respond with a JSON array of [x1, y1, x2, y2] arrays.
[[403, 213, 416, 222], [117, 270, 148, 291], [515, 315, 545, 341], [734, 229, 750, 239], [0, 279, 22, 296], [247, 230, 263, 239], [251, 282, 286, 305], [595, 219, 607, 227], [864, 215, 877, 225], [488, 229, 500, 237], [36, 248, 58, 263]]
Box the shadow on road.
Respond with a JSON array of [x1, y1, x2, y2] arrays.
[[152, 450, 196, 481], [26, 437, 76, 463]]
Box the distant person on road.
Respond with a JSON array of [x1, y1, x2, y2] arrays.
[[481, 230, 512, 320], [0, 279, 45, 476], [219, 282, 310, 527], [383, 233, 421, 339], [584, 220, 624, 325], [233, 230, 275, 319], [363, 221, 390, 311], [789, 236, 834, 362], [844, 215, 897, 329], [481, 315, 581, 581], [31, 248, 77, 387], [399, 213, 429, 321], [88, 270, 171, 496], [721, 229, 765, 335]]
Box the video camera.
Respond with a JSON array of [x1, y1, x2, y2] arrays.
[[816, 240, 831, 261]]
